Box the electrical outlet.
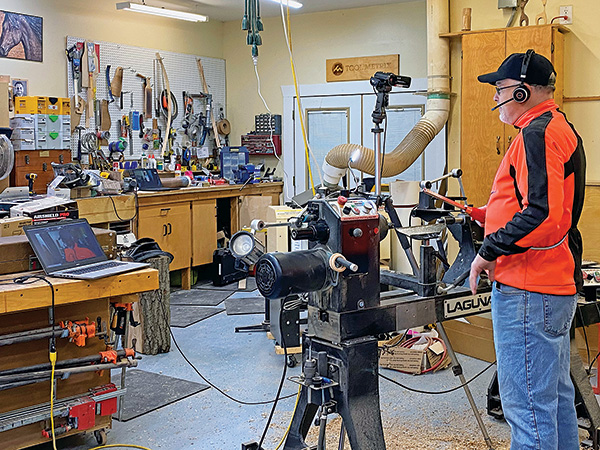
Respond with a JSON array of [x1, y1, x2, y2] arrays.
[[559, 5, 573, 25]]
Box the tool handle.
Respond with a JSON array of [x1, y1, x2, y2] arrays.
[[465, 206, 486, 224]]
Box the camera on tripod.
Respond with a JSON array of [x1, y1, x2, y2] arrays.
[[369, 71, 412, 92]]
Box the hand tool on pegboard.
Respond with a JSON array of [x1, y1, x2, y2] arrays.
[[197, 58, 222, 150], [136, 72, 153, 118], [155, 52, 172, 159]]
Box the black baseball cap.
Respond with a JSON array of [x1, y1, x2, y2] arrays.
[[478, 51, 556, 86]]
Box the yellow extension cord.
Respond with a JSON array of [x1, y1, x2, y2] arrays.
[[284, 3, 317, 195], [49, 350, 57, 450], [274, 383, 302, 450], [89, 445, 152, 450]]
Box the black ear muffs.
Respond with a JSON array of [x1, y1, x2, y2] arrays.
[[512, 85, 530, 103], [514, 49, 535, 103]]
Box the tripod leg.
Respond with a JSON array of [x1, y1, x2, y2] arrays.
[[437, 322, 495, 450]]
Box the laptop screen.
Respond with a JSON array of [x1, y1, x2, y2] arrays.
[[24, 219, 107, 273], [132, 168, 163, 190]]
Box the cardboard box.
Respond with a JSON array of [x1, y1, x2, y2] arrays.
[[443, 315, 496, 363], [0, 217, 32, 236], [265, 205, 302, 253], [0, 227, 116, 275], [239, 195, 272, 230], [379, 334, 450, 374], [443, 313, 598, 367], [10, 197, 78, 224], [380, 344, 426, 374]]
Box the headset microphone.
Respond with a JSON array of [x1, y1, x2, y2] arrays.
[[491, 98, 514, 111]]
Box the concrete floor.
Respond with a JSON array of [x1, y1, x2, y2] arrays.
[[31, 282, 513, 450]]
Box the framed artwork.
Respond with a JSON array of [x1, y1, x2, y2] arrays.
[[0, 10, 43, 62], [11, 78, 28, 97]]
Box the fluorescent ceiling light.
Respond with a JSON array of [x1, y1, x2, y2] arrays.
[[116, 2, 208, 22], [267, 0, 303, 9]]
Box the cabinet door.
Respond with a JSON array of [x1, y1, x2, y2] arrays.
[[138, 203, 191, 270], [461, 31, 506, 207], [505, 26, 560, 145], [192, 199, 217, 266]]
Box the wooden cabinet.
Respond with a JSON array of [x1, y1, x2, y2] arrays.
[[192, 199, 217, 266], [137, 202, 191, 271], [11, 149, 72, 193], [459, 25, 566, 207], [135, 183, 282, 289]]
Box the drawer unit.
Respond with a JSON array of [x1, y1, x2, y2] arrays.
[[11, 149, 72, 192]]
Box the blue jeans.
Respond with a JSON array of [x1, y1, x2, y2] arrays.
[[491, 282, 579, 450]]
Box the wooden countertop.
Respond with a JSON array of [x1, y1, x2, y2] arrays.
[[0, 268, 158, 314], [77, 182, 283, 223], [135, 181, 283, 198]]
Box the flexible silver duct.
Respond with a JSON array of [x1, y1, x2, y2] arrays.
[[322, 0, 450, 187]]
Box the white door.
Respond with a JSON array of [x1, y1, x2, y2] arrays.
[[362, 91, 446, 186], [293, 96, 362, 193]]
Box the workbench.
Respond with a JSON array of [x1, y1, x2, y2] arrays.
[[0, 268, 158, 450], [77, 182, 282, 289]]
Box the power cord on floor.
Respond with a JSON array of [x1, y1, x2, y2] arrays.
[[257, 305, 289, 449], [157, 290, 296, 406], [89, 445, 152, 450], [379, 359, 497, 395]]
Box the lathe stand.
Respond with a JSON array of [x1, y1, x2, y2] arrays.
[[283, 335, 385, 450]]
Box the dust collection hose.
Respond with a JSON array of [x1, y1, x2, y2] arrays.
[[321, 0, 450, 187]]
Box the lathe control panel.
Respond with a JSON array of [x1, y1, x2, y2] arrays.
[[332, 196, 379, 221]]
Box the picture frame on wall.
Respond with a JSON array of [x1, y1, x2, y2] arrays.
[[0, 10, 43, 62], [11, 78, 28, 97]]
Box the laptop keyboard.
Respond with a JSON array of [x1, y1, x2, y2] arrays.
[[66, 261, 122, 275]]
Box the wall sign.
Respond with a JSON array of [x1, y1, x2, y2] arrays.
[[326, 54, 399, 82], [0, 10, 43, 62]]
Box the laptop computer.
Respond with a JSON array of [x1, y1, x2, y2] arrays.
[[24, 219, 149, 280], [131, 168, 176, 191]]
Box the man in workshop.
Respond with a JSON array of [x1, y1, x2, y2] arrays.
[[59, 229, 96, 262], [469, 50, 586, 450]]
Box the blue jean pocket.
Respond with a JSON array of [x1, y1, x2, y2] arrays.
[[543, 294, 577, 336], [495, 282, 524, 295]]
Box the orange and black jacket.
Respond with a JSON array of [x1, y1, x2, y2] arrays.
[[480, 99, 586, 295]]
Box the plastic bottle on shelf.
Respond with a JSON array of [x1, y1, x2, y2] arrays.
[[140, 152, 148, 169]]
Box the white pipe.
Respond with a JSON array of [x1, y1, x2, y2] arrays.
[[322, 0, 450, 187]]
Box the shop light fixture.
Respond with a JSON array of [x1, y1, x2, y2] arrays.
[[266, 0, 303, 9], [116, 2, 209, 23]]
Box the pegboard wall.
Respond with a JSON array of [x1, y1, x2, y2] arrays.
[[66, 36, 226, 163]]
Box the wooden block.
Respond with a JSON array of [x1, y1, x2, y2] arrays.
[[275, 345, 302, 355]]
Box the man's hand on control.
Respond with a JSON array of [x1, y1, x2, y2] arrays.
[[469, 254, 496, 294]]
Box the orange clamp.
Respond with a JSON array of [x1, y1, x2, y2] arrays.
[[112, 303, 134, 311], [99, 349, 118, 364]]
